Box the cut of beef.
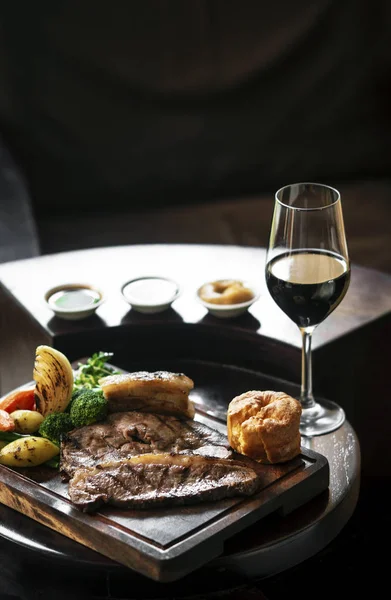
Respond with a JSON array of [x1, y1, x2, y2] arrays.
[[68, 453, 261, 512], [99, 371, 196, 419], [60, 411, 233, 480]]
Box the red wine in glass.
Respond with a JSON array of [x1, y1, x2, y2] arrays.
[[265, 183, 350, 436]]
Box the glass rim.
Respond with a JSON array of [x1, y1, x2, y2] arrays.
[[275, 182, 341, 211]]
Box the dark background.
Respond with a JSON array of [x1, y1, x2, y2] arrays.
[[0, 2, 390, 598], [0, 0, 390, 270]]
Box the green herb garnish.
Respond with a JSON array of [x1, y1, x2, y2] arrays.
[[73, 351, 120, 391]]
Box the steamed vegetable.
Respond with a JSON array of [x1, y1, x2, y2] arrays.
[[33, 345, 74, 416], [10, 410, 44, 434], [39, 412, 74, 445], [73, 352, 120, 391], [0, 347, 118, 471], [65, 387, 86, 413], [69, 389, 108, 427], [0, 388, 35, 413], [0, 409, 15, 432], [0, 436, 59, 467]]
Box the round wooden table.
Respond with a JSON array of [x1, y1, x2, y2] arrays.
[[0, 242, 387, 588]]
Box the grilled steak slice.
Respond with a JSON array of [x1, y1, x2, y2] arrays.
[[61, 411, 233, 479], [68, 453, 261, 512], [99, 371, 195, 418]]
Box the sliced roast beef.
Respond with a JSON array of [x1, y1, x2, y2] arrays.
[[61, 411, 233, 479], [67, 453, 261, 512]]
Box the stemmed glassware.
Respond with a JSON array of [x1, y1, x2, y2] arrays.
[[265, 183, 350, 436]]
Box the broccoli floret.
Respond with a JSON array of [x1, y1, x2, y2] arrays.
[[39, 412, 74, 445], [66, 386, 96, 413], [69, 389, 108, 428], [71, 388, 85, 402]]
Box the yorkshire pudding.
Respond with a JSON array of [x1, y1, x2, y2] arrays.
[[227, 390, 302, 464]]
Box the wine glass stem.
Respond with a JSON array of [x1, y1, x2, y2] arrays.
[[300, 326, 316, 410]]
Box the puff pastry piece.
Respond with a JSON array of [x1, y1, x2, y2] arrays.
[[227, 390, 302, 464]]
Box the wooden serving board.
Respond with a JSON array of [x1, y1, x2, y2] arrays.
[[0, 361, 330, 582]]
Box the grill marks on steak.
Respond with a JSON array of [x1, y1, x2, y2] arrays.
[[61, 411, 233, 480], [68, 453, 261, 512]]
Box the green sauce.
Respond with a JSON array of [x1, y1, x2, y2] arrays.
[[49, 289, 101, 310]]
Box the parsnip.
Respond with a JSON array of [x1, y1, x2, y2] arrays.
[[0, 436, 59, 467], [10, 410, 44, 434]]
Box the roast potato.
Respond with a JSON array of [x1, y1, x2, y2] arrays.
[[10, 410, 44, 434], [0, 436, 59, 467]]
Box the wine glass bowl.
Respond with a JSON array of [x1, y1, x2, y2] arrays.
[[265, 183, 350, 436]]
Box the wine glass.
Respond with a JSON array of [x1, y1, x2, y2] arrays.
[[265, 183, 350, 436]]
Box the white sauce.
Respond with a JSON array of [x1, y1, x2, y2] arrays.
[[123, 278, 178, 306]]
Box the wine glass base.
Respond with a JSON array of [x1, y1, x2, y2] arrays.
[[299, 398, 345, 437]]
